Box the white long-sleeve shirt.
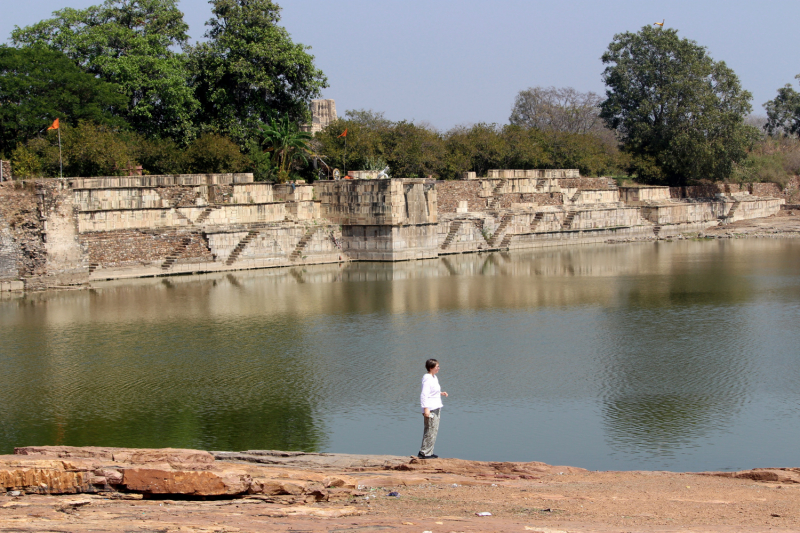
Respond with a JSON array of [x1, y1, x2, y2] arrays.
[[420, 373, 443, 413]]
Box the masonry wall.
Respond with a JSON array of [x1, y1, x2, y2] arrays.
[[0, 160, 11, 182], [0, 210, 18, 280]]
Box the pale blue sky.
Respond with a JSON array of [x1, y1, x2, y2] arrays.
[[4, 1, 799, 130]]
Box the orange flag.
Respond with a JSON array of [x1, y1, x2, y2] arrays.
[[47, 118, 60, 130], [338, 128, 347, 138]]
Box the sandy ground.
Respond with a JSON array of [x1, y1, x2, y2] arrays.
[[2, 455, 800, 533], [698, 209, 800, 238]]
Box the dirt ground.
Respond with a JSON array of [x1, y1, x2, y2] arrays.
[[699, 208, 800, 238], [2, 457, 800, 533]]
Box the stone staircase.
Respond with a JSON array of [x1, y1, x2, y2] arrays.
[[653, 225, 662, 238], [161, 236, 192, 271], [487, 179, 507, 209], [561, 209, 577, 230], [530, 212, 544, 231], [535, 178, 547, 192], [225, 230, 260, 266], [440, 220, 463, 250], [489, 214, 512, 247], [720, 199, 741, 223], [194, 206, 217, 225], [289, 226, 321, 262], [171, 190, 194, 224], [88, 262, 99, 274]]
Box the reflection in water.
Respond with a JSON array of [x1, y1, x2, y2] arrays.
[[1, 240, 799, 471]]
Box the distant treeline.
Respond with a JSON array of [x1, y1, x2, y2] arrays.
[[2, 2, 800, 185]]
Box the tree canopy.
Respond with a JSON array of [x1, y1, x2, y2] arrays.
[[510, 86, 605, 135], [764, 75, 800, 138], [600, 26, 756, 185], [190, 0, 328, 145], [0, 45, 127, 155], [12, 0, 198, 143]]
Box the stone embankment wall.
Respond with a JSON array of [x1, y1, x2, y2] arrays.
[[0, 169, 788, 290]]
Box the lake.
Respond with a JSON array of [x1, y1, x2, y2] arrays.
[[1, 239, 799, 472]]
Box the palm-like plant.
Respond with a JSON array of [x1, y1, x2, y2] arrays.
[[258, 116, 312, 181]]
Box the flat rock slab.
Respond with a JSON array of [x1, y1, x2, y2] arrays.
[[213, 450, 411, 470]]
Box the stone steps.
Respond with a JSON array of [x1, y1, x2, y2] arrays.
[[225, 230, 260, 265], [440, 220, 463, 250], [488, 214, 512, 247], [561, 210, 577, 229], [531, 212, 544, 231], [487, 179, 507, 209], [289, 226, 321, 262], [161, 237, 193, 270], [194, 206, 217, 224]]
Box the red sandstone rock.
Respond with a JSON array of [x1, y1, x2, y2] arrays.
[[120, 466, 251, 495], [702, 468, 800, 484], [15, 446, 214, 466]]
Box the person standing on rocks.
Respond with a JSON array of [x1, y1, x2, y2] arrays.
[[419, 358, 448, 459]]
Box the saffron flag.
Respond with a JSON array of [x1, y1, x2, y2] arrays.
[[338, 128, 347, 138], [47, 118, 60, 130]]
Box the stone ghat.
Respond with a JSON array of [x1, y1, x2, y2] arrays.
[[0, 172, 788, 289]]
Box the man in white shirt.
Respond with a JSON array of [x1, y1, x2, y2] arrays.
[[419, 358, 448, 459]]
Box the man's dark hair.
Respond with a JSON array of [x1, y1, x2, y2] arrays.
[[425, 359, 439, 371]]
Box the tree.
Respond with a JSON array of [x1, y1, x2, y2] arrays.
[[258, 116, 312, 181], [0, 45, 127, 155], [18, 121, 135, 178], [510, 86, 605, 135], [184, 133, 249, 174], [764, 75, 800, 137], [12, 0, 198, 143], [600, 26, 756, 185], [190, 0, 328, 146]]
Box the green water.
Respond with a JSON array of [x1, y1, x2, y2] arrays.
[[1, 239, 799, 471]]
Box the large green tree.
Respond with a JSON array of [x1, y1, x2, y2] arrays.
[[0, 45, 126, 154], [12, 0, 198, 143], [190, 0, 328, 146], [600, 26, 756, 185], [764, 75, 800, 137]]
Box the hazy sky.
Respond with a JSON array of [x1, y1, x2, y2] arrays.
[[3, 1, 799, 131]]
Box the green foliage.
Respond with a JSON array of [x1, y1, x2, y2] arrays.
[[9, 145, 43, 178], [184, 133, 249, 174], [17, 121, 134, 177], [600, 26, 756, 185], [314, 113, 628, 180], [190, 0, 327, 146], [12, 0, 199, 143], [133, 137, 187, 175], [764, 75, 800, 137], [0, 45, 127, 154], [732, 137, 800, 188], [257, 116, 312, 181]]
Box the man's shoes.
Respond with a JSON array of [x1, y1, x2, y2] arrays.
[[417, 453, 439, 459]]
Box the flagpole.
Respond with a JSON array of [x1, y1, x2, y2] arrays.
[[344, 134, 347, 178], [57, 126, 63, 179]]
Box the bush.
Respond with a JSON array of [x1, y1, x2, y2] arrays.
[[184, 133, 249, 174]]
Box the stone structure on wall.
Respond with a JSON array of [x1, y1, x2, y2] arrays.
[[0, 160, 10, 182], [301, 99, 337, 134], [0, 168, 785, 291]]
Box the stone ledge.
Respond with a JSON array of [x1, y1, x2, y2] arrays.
[[0, 280, 23, 291]]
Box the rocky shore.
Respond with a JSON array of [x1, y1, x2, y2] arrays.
[[1, 446, 799, 532]]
